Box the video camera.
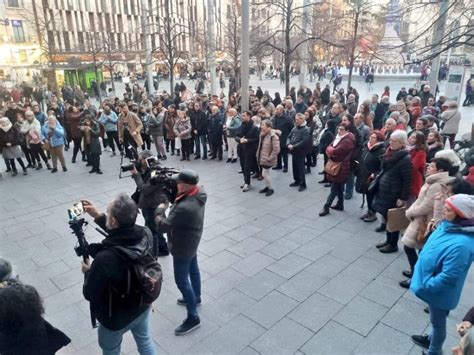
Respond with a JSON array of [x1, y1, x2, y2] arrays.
[[67, 201, 89, 262]]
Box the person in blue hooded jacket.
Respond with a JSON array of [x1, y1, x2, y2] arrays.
[[41, 116, 67, 173], [410, 194, 474, 355]]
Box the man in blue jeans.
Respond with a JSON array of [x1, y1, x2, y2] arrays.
[[81, 195, 157, 355], [156, 169, 207, 335]]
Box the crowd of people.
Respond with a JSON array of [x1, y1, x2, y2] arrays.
[[0, 75, 473, 355]]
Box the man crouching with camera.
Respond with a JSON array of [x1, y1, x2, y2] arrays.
[[156, 169, 207, 336], [81, 195, 157, 355], [131, 150, 170, 257]]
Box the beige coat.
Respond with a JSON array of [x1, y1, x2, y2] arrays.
[[401, 171, 453, 249], [118, 111, 143, 147], [257, 130, 280, 168], [440, 109, 461, 135]]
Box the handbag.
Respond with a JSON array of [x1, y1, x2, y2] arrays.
[[324, 159, 342, 177], [416, 217, 428, 243], [367, 171, 383, 194], [42, 140, 51, 152], [387, 207, 410, 232]]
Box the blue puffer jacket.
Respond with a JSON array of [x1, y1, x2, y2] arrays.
[[99, 111, 118, 131], [410, 220, 474, 311], [41, 121, 65, 148]]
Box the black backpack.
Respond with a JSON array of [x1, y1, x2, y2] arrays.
[[113, 246, 163, 307]]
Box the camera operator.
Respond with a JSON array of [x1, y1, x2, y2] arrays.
[[155, 169, 207, 336], [131, 150, 170, 257], [80, 195, 157, 355]]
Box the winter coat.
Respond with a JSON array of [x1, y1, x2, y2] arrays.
[[410, 220, 474, 311], [99, 111, 118, 132], [0, 317, 70, 355], [427, 143, 443, 162], [34, 111, 47, 126], [174, 117, 192, 140], [157, 187, 207, 259], [118, 111, 143, 147], [401, 172, 453, 249], [257, 130, 280, 168], [41, 122, 65, 148], [440, 109, 461, 135], [287, 123, 310, 157], [410, 148, 427, 198], [132, 169, 168, 209], [355, 142, 385, 194], [272, 113, 293, 148], [372, 103, 386, 130], [20, 118, 42, 145], [294, 102, 307, 114], [225, 115, 241, 138], [208, 114, 224, 142], [66, 111, 86, 139], [0, 124, 22, 148], [148, 111, 165, 136], [84, 215, 153, 330], [165, 112, 178, 139], [190, 110, 208, 136], [373, 149, 412, 216], [235, 121, 260, 159], [325, 132, 356, 184], [83, 120, 102, 155]]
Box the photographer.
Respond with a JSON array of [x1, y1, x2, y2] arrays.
[[81, 195, 157, 355], [155, 169, 207, 336], [131, 150, 170, 257]]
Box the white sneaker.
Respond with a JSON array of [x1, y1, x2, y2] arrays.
[[242, 184, 250, 192]]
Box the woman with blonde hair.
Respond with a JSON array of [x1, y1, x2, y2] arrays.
[[41, 116, 67, 173]]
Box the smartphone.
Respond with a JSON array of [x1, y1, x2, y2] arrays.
[[68, 201, 84, 220]]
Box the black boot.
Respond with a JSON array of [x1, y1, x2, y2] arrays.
[[330, 201, 344, 211], [375, 223, 386, 233], [319, 205, 330, 217]]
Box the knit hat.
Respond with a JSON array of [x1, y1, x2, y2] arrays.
[[445, 194, 474, 219], [434, 149, 461, 167], [0, 258, 12, 282]]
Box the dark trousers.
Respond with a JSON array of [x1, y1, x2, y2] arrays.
[[106, 131, 121, 153], [367, 190, 375, 213], [404, 245, 418, 273], [325, 182, 344, 207], [142, 208, 168, 256], [173, 255, 201, 318], [211, 141, 223, 159], [443, 134, 455, 149], [291, 155, 306, 187], [8, 158, 26, 171], [180, 139, 192, 159], [123, 130, 138, 159], [141, 133, 151, 150], [90, 153, 101, 172], [166, 138, 175, 153], [276, 147, 288, 169], [71, 137, 84, 161], [30, 143, 49, 165], [194, 134, 207, 158], [20, 144, 33, 165]]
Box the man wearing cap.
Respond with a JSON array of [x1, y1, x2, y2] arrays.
[[410, 194, 474, 355], [155, 169, 207, 336]]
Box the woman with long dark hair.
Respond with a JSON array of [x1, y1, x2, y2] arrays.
[[407, 131, 427, 202]]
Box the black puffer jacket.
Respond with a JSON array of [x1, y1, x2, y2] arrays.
[[83, 215, 153, 330], [190, 110, 208, 135], [356, 142, 385, 194], [287, 123, 310, 156], [235, 121, 260, 159], [373, 149, 412, 216], [272, 113, 293, 148], [157, 187, 207, 259]]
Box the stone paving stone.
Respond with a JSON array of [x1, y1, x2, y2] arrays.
[[238, 346, 259, 355], [224, 224, 264, 242], [200, 289, 256, 326], [243, 291, 298, 329], [339, 256, 387, 282], [227, 237, 268, 258], [285, 226, 322, 245], [328, 241, 369, 264], [304, 254, 349, 278], [236, 270, 286, 300], [51, 268, 86, 290], [288, 292, 344, 332], [359, 277, 406, 308], [277, 271, 329, 302], [380, 297, 430, 336], [355, 323, 414, 354], [202, 268, 247, 298], [300, 320, 364, 354], [318, 274, 369, 305], [185, 342, 214, 355], [199, 235, 237, 256], [293, 238, 334, 261], [231, 252, 276, 277], [266, 253, 312, 279], [199, 250, 242, 276], [253, 225, 294, 243], [333, 295, 389, 336], [201, 315, 265, 354], [202, 223, 235, 241], [268, 204, 302, 219], [317, 227, 354, 246], [259, 237, 301, 259], [251, 317, 314, 355]]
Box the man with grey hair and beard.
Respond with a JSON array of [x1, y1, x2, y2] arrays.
[[81, 194, 157, 355]]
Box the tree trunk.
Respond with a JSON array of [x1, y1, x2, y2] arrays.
[[347, 11, 359, 91], [284, 57, 290, 96], [169, 61, 174, 96], [108, 59, 116, 92]]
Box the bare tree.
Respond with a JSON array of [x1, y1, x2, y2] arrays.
[[252, 0, 337, 95], [218, 3, 241, 92]]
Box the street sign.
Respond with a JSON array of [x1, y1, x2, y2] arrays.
[[445, 65, 466, 104]]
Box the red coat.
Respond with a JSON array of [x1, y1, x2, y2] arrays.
[[325, 132, 355, 184], [410, 148, 426, 198]]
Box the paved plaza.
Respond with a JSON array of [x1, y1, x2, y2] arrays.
[[0, 77, 473, 354]]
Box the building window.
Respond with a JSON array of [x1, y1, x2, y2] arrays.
[[63, 31, 71, 51], [7, 0, 21, 7], [11, 20, 26, 43]]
